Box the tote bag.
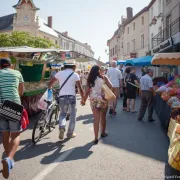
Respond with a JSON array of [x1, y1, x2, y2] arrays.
[[102, 84, 116, 101]]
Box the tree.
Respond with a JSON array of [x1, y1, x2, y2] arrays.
[[0, 31, 58, 48], [0, 33, 12, 47]]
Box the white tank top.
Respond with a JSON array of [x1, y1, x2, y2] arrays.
[[90, 77, 104, 98]]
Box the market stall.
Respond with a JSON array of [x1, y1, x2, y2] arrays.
[[0, 47, 65, 116], [152, 52, 180, 172]]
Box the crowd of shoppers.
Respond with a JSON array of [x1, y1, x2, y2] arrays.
[[0, 57, 156, 179]]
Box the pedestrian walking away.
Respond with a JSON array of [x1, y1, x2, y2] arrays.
[[82, 65, 113, 144], [122, 67, 131, 110], [106, 61, 123, 115], [0, 58, 24, 179], [125, 67, 139, 113], [138, 68, 155, 122], [49, 59, 84, 140]]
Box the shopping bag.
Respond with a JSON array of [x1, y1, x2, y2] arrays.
[[21, 109, 29, 130], [38, 90, 48, 110], [102, 84, 116, 101]]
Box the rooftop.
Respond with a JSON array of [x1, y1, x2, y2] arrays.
[[0, 14, 14, 32]]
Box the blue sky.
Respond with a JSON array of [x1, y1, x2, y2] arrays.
[[1, 0, 151, 62]]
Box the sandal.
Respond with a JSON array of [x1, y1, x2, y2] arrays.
[[101, 132, 108, 138], [112, 111, 117, 115], [132, 111, 138, 113], [93, 139, 99, 145], [126, 109, 130, 112]]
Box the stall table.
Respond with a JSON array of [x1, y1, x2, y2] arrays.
[[168, 118, 180, 171], [154, 94, 171, 130]]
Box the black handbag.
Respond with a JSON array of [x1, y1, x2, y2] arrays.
[[0, 100, 24, 122]]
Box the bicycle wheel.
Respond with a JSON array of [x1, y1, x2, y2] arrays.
[[32, 111, 46, 144], [48, 106, 59, 132]]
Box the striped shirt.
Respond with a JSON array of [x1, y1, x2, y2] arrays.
[[0, 68, 24, 104]]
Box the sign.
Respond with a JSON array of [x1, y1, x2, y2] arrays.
[[153, 40, 171, 53], [130, 53, 137, 58]]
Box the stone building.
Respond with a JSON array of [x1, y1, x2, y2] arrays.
[[152, 0, 180, 54], [0, 0, 94, 58], [107, 6, 150, 63]]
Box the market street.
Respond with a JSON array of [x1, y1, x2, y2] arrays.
[[0, 97, 171, 180]]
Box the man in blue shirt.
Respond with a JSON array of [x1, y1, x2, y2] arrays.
[[138, 69, 155, 122]]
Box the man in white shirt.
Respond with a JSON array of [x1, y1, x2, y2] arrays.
[[107, 61, 123, 115], [138, 68, 155, 122], [49, 59, 84, 140]]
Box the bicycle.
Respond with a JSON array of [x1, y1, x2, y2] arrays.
[[32, 89, 59, 144]]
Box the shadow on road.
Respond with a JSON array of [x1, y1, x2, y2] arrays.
[[14, 138, 69, 162], [77, 114, 93, 125], [41, 142, 94, 164], [101, 98, 169, 164]]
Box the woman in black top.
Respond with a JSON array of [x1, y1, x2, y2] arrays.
[[125, 67, 139, 113], [123, 67, 131, 110]]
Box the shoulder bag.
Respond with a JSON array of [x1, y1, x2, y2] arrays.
[[102, 76, 116, 101]]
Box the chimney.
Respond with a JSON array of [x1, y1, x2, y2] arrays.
[[126, 7, 133, 20], [63, 31, 68, 37], [48, 16, 52, 28]]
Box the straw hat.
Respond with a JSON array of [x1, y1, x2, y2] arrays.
[[64, 59, 76, 66]]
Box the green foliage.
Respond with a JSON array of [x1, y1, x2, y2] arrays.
[[0, 31, 57, 48]]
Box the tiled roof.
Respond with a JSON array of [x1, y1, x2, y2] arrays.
[[13, 0, 40, 10], [0, 14, 14, 32]]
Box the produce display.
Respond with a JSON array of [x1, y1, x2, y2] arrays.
[[24, 81, 48, 93], [155, 76, 180, 124], [24, 81, 59, 94]]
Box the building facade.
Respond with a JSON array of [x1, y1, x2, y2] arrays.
[[123, 7, 149, 60], [152, 0, 180, 54], [0, 0, 94, 58], [107, 6, 150, 63], [149, 0, 164, 55]]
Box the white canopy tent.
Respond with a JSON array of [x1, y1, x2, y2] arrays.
[[0, 46, 70, 53]]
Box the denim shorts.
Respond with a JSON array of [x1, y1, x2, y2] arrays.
[[0, 116, 22, 132]]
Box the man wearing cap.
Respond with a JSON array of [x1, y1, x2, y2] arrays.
[[0, 58, 24, 179], [49, 59, 84, 140], [138, 68, 155, 122]]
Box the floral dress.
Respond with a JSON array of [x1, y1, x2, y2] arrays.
[[89, 77, 108, 109]]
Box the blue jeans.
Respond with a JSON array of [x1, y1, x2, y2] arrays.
[[59, 96, 77, 135]]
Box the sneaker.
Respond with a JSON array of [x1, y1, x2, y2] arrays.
[[2, 158, 14, 179], [67, 133, 76, 139], [59, 128, 65, 140]]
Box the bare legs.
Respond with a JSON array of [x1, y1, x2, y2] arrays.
[[127, 99, 136, 112], [92, 109, 101, 140], [100, 107, 108, 134], [2, 132, 20, 159], [92, 107, 108, 140]]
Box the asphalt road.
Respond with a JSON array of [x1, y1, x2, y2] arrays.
[[0, 97, 178, 180]]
